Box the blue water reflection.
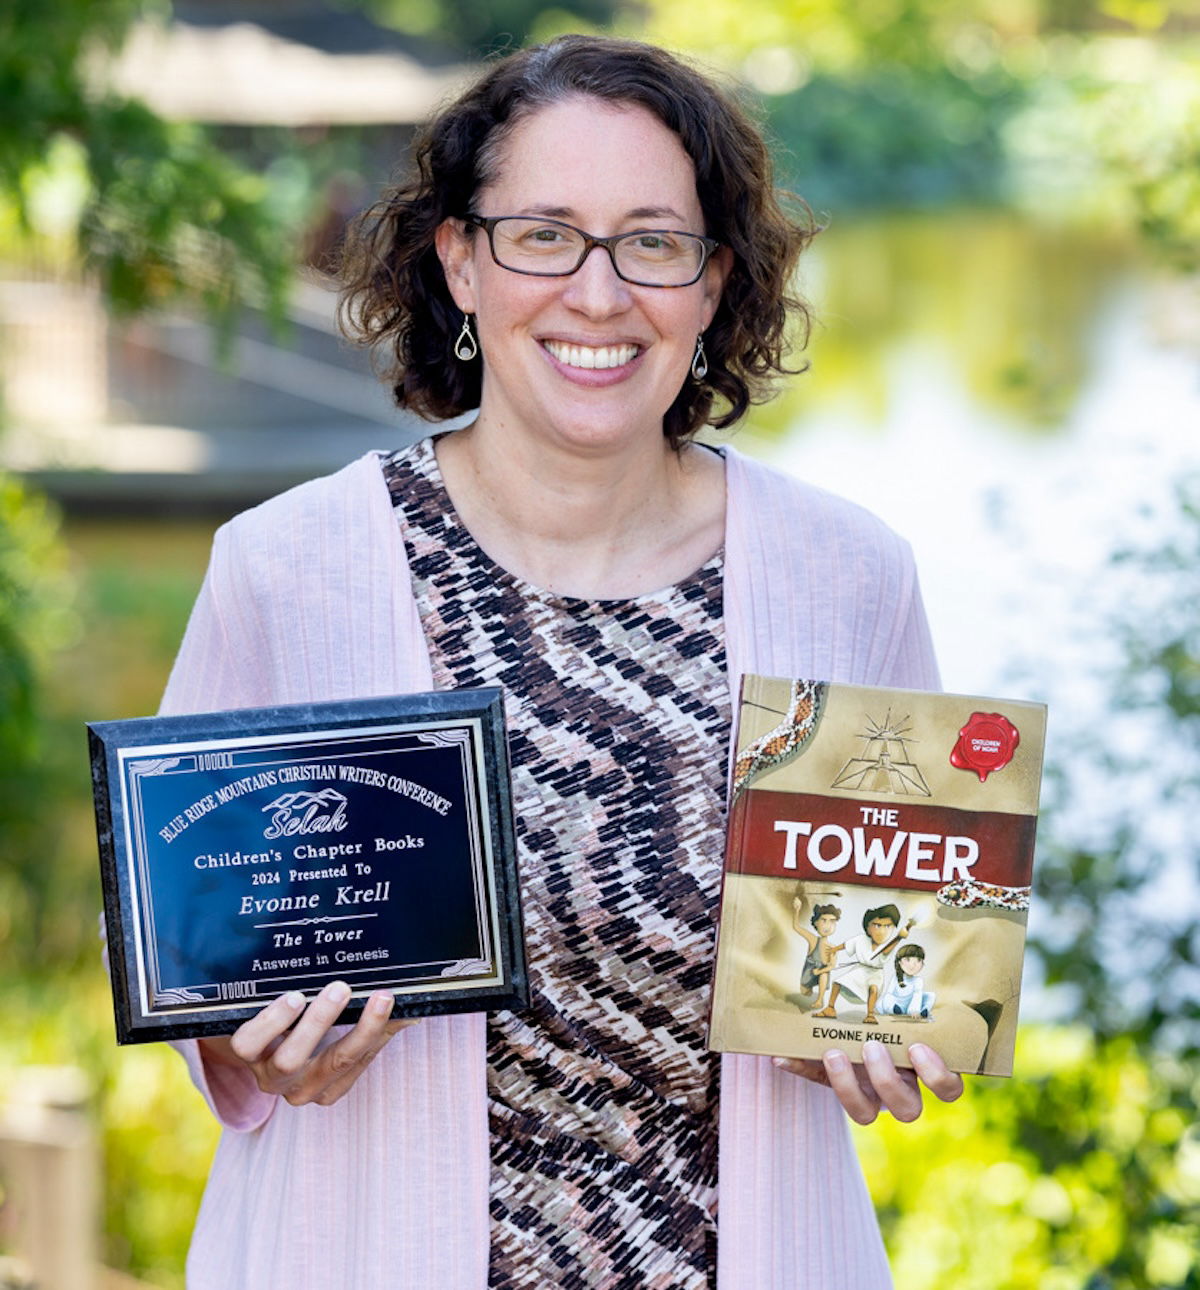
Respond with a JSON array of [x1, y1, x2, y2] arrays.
[[730, 211, 1200, 695]]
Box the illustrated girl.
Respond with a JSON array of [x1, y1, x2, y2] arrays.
[[879, 945, 936, 1019]]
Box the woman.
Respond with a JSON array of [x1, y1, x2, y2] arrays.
[[162, 35, 961, 1289]]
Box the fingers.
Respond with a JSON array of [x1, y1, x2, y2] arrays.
[[822, 1049, 884, 1125], [270, 980, 354, 1080], [774, 1050, 883, 1123], [229, 981, 418, 1107], [774, 1040, 962, 1125], [772, 1056, 831, 1087], [229, 989, 307, 1064], [317, 990, 400, 1082], [312, 995, 419, 1106], [270, 985, 418, 1108], [859, 1041, 922, 1122], [909, 1042, 964, 1103]]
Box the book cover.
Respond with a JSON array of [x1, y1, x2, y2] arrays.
[[708, 675, 1047, 1076]]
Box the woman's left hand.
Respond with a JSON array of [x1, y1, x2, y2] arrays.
[[773, 1040, 963, 1125]]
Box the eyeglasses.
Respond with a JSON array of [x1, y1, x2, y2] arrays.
[[462, 214, 719, 288]]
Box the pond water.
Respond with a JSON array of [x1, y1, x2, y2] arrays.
[[732, 209, 1200, 700]]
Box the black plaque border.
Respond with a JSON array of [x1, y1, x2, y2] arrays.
[[89, 689, 526, 1044]]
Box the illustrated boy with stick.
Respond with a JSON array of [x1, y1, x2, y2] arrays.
[[816, 903, 916, 1026]]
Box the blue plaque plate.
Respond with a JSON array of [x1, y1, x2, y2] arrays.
[[89, 689, 525, 1044]]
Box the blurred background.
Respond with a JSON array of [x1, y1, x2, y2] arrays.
[[1, 1, 1197, 1286]]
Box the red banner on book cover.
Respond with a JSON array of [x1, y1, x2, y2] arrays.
[[726, 789, 1035, 893]]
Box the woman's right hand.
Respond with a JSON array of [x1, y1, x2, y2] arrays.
[[199, 980, 418, 1108]]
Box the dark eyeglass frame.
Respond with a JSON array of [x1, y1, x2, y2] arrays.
[[462, 214, 720, 288]]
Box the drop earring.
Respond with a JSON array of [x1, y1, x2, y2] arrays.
[[691, 334, 708, 381], [454, 314, 478, 361]]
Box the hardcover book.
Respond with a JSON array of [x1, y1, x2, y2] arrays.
[[708, 675, 1046, 1076]]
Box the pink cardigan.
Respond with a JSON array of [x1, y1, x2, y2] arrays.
[[161, 444, 938, 1290]]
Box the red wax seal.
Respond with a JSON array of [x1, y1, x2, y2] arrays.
[[950, 712, 1020, 782]]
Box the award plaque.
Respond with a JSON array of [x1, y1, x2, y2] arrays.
[[89, 689, 526, 1044]]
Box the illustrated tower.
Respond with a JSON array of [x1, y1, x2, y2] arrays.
[[831, 710, 931, 795]]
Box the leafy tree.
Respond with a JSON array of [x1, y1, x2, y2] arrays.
[[639, 0, 1200, 241], [1031, 479, 1200, 1062], [765, 66, 1023, 210], [0, 0, 296, 328], [0, 2, 308, 988], [0, 480, 75, 814], [0, 478, 80, 958], [860, 1029, 1200, 1289]]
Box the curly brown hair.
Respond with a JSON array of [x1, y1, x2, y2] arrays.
[[337, 34, 816, 448]]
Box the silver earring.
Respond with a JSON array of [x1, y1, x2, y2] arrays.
[[454, 314, 478, 361], [691, 334, 708, 381]]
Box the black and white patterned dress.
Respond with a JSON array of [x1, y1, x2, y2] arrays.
[[383, 437, 730, 1289]]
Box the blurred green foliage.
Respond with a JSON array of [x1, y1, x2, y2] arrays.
[[0, 481, 80, 963], [0, 479, 74, 768], [858, 1029, 1200, 1288], [765, 66, 1023, 210], [996, 477, 1199, 1288], [0, 0, 297, 333], [0, 518, 213, 1284], [1033, 479, 1200, 1062], [3, 972, 217, 1289], [1013, 39, 1200, 271], [640, 0, 1200, 268]]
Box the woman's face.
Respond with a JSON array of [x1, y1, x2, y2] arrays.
[[436, 96, 730, 456]]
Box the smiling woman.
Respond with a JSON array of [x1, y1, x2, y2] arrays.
[[427, 93, 735, 578], [159, 33, 960, 1290], [338, 37, 811, 450]]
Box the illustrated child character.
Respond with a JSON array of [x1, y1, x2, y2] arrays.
[[791, 891, 844, 1012], [815, 903, 916, 1026], [878, 944, 936, 1019]]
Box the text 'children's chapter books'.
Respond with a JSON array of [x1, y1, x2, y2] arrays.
[[708, 676, 1047, 1077]]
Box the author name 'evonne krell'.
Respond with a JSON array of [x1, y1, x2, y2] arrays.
[[708, 676, 1047, 1077]]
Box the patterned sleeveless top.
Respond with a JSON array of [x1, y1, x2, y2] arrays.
[[383, 437, 729, 1290]]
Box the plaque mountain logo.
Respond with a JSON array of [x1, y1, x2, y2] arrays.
[[261, 788, 349, 839]]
